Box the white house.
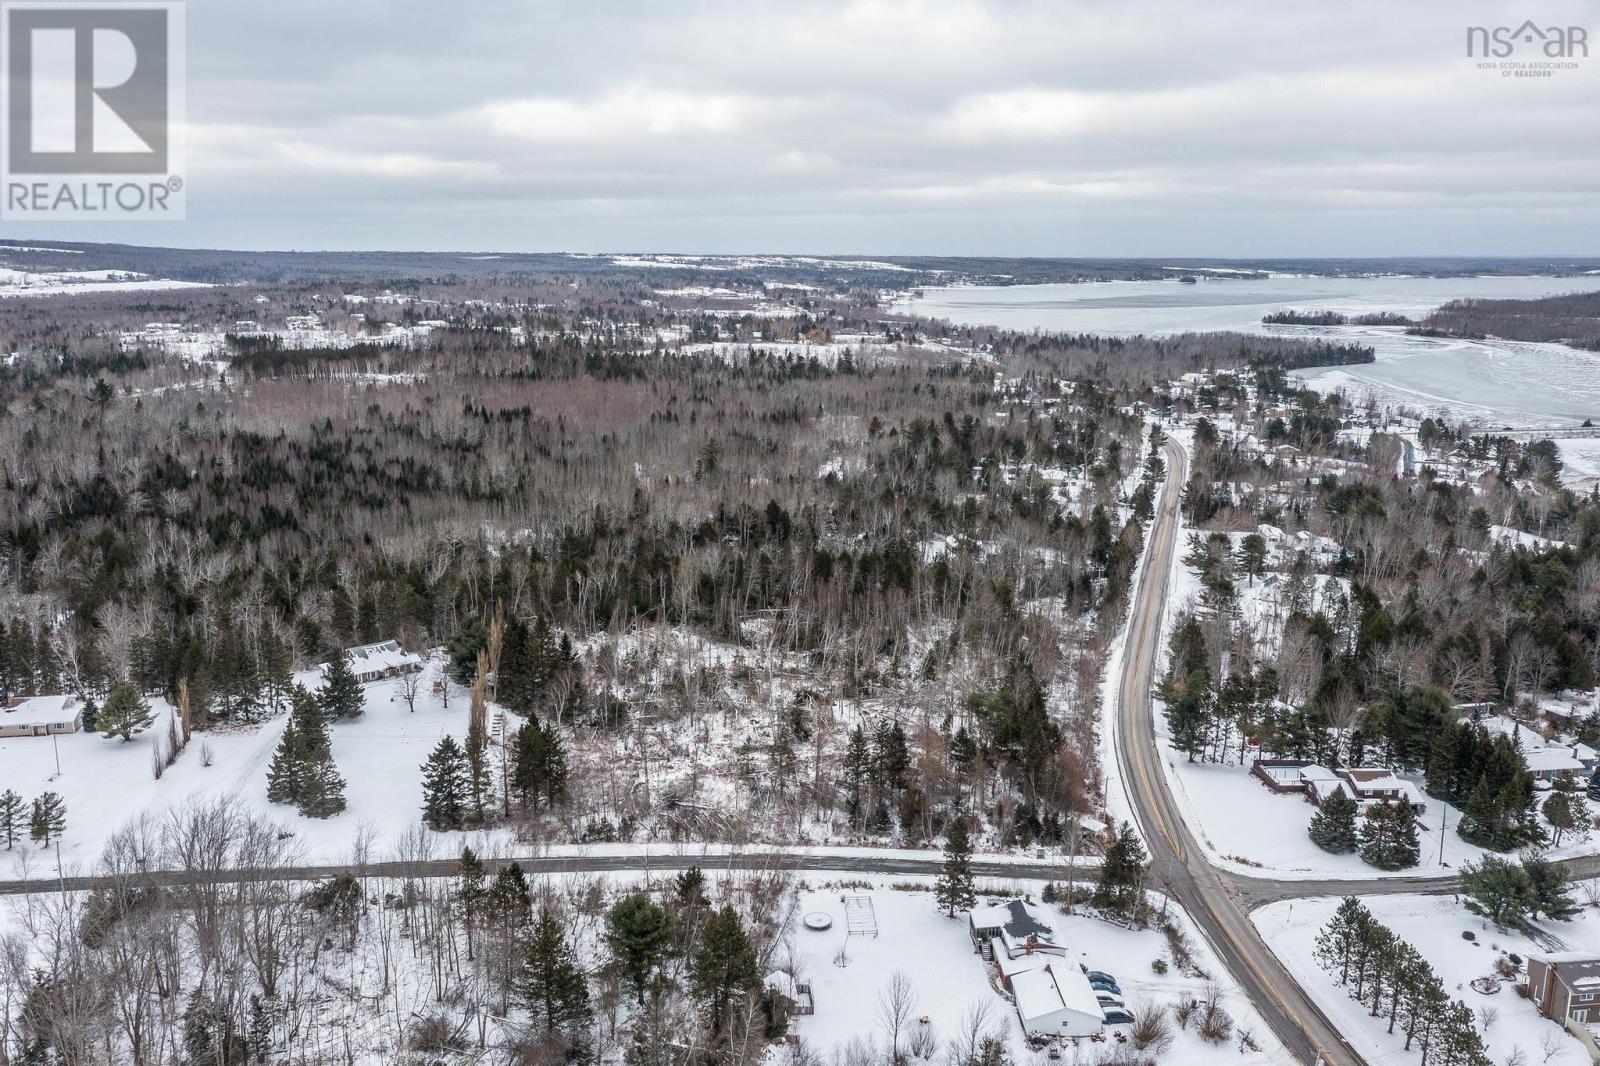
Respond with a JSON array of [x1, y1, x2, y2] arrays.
[[968, 899, 1102, 1038], [338, 640, 424, 684], [0, 694, 85, 738], [1009, 963, 1105, 1038]]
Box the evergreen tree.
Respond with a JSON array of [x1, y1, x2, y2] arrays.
[[511, 719, 570, 811], [540, 726, 568, 808], [318, 653, 364, 720], [692, 905, 760, 1036], [511, 719, 546, 810], [97, 681, 155, 741], [457, 846, 487, 912], [520, 905, 592, 1033], [487, 863, 532, 935], [29, 791, 65, 846], [266, 690, 347, 818], [291, 684, 330, 756], [1094, 821, 1148, 918], [873, 719, 910, 792], [1308, 788, 1359, 853], [843, 725, 870, 828], [447, 618, 489, 685], [675, 866, 707, 909], [265, 720, 306, 806], [299, 755, 348, 818], [1357, 800, 1420, 871], [935, 811, 977, 917], [0, 789, 22, 849], [1460, 856, 1536, 926], [607, 892, 675, 1004], [1544, 790, 1591, 847], [1525, 854, 1579, 922], [420, 736, 469, 830]]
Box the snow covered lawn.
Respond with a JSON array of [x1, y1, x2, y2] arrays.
[[782, 881, 1291, 1066], [1160, 758, 1488, 879], [0, 662, 506, 875], [1254, 893, 1600, 1066]]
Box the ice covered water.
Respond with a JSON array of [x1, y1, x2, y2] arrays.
[[897, 274, 1600, 429]]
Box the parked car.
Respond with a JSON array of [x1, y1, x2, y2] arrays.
[[1086, 970, 1117, 985], [1102, 1009, 1136, 1025], [1089, 978, 1122, 995], [1096, 993, 1126, 1009]]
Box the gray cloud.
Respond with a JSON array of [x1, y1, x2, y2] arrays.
[[7, 0, 1599, 254]]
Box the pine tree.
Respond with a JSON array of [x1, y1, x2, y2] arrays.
[[265, 721, 306, 806], [29, 791, 65, 846], [299, 755, 347, 818], [0, 789, 22, 849], [541, 726, 568, 808], [692, 905, 760, 1037], [319, 652, 365, 720], [464, 652, 490, 824], [420, 736, 469, 830], [1358, 800, 1421, 871], [1094, 821, 1148, 918], [607, 892, 675, 1004], [520, 906, 592, 1032], [511, 719, 546, 810], [1460, 855, 1535, 926], [97, 681, 155, 742], [291, 685, 330, 757], [935, 811, 977, 917], [457, 845, 488, 960], [457, 846, 487, 912], [1308, 788, 1359, 853], [843, 725, 870, 828], [1525, 854, 1578, 922], [1544, 790, 1591, 846]]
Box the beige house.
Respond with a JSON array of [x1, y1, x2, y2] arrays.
[[0, 695, 85, 738]]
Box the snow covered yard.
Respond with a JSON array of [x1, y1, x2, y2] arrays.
[[1159, 752, 1522, 878], [780, 880, 1291, 1066], [1254, 893, 1600, 1066], [0, 660, 527, 874]]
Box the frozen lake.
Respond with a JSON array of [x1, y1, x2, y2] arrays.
[[895, 274, 1600, 430]]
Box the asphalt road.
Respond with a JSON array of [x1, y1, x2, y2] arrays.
[[1113, 439, 1366, 1066]]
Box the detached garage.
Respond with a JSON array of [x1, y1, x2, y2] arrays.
[[1009, 962, 1104, 1037]]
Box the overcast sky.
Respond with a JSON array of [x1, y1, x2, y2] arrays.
[[7, 0, 1600, 255]]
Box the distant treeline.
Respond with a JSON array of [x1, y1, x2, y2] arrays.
[[1262, 310, 1413, 327], [1410, 290, 1600, 351]]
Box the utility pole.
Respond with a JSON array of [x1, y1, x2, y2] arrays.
[[1437, 801, 1449, 866]]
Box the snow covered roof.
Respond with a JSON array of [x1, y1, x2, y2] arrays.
[[968, 900, 1061, 953], [1477, 715, 1593, 771], [339, 640, 422, 675], [1010, 963, 1102, 1026], [2, 694, 83, 725]]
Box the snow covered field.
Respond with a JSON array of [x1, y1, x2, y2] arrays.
[[1255, 893, 1600, 1066], [784, 881, 1290, 1066], [0, 267, 208, 299]]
